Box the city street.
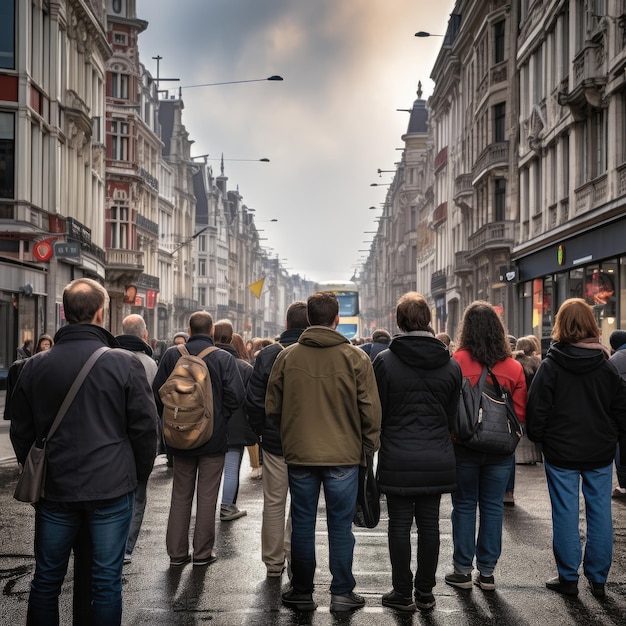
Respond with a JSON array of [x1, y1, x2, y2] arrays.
[[1, 389, 625, 625]]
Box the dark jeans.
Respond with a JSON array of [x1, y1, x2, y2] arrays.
[[288, 464, 358, 595], [27, 493, 133, 626], [386, 492, 442, 596]]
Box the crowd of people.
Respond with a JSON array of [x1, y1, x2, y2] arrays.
[[5, 279, 626, 623]]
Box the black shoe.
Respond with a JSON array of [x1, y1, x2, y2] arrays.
[[475, 574, 495, 591], [169, 554, 191, 567], [445, 572, 473, 589], [415, 591, 436, 610], [281, 588, 317, 611], [546, 576, 578, 596], [588, 580, 606, 598], [330, 591, 365, 612], [382, 590, 416, 612]]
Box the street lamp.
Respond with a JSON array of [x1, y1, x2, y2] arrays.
[[179, 75, 283, 94], [377, 168, 395, 177], [370, 183, 391, 187], [415, 31, 444, 37], [190, 154, 270, 163]]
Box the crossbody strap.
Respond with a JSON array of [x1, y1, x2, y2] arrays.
[[45, 346, 110, 443]]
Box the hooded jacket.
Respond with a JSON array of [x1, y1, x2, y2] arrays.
[[9, 324, 158, 501], [246, 327, 304, 456], [265, 325, 381, 466], [374, 332, 461, 495], [116, 334, 158, 385], [526, 342, 626, 469]]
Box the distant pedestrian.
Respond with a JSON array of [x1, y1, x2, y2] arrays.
[[446, 301, 526, 592], [212, 320, 257, 523], [246, 301, 309, 577], [527, 299, 626, 598], [266, 291, 381, 612], [16, 338, 33, 360], [152, 311, 245, 567], [116, 314, 159, 565], [360, 328, 391, 361], [374, 292, 461, 612], [172, 331, 188, 346], [609, 329, 626, 499], [9, 278, 158, 625]]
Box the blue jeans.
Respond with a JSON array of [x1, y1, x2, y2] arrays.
[[451, 448, 511, 577], [386, 493, 441, 595], [288, 464, 358, 595], [544, 461, 613, 583], [615, 444, 626, 488], [221, 446, 244, 506], [27, 493, 134, 626]]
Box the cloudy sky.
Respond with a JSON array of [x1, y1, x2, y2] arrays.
[[137, 0, 455, 283]]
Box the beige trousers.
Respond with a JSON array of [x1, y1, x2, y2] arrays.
[[247, 444, 260, 469], [261, 450, 291, 572]]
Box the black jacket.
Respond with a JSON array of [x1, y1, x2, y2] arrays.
[[9, 324, 158, 501], [152, 334, 245, 457], [246, 328, 304, 456], [361, 338, 390, 361], [216, 343, 258, 447], [527, 342, 626, 469], [373, 332, 461, 496]]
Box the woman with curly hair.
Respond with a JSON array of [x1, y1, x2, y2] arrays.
[[445, 302, 527, 592]]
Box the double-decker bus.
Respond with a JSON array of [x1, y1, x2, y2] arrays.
[[315, 280, 360, 340]]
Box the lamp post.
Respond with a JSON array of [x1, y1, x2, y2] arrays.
[[414, 31, 444, 37], [179, 75, 283, 96], [370, 183, 391, 187]]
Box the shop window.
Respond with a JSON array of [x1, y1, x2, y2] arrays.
[[621, 258, 626, 329]]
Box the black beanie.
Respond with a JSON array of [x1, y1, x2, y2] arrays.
[[609, 330, 626, 351]]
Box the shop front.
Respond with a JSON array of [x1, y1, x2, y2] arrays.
[[515, 215, 626, 353]]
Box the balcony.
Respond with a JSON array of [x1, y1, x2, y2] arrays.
[[431, 202, 448, 229], [454, 250, 473, 276], [136, 213, 159, 238], [468, 221, 515, 259], [136, 272, 160, 291], [105, 248, 144, 286], [454, 174, 473, 213], [175, 296, 199, 312], [137, 166, 159, 192], [431, 267, 447, 294], [472, 142, 509, 183]]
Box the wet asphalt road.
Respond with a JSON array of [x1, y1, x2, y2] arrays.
[[1, 394, 625, 624]]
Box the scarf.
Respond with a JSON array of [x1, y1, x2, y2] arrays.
[[570, 336, 610, 359]]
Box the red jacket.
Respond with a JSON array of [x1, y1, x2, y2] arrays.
[[453, 348, 527, 423]]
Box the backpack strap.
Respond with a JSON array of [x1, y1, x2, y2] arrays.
[[177, 344, 189, 357], [196, 346, 220, 360]]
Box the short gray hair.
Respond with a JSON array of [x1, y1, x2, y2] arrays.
[[122, 314, 147, 338]]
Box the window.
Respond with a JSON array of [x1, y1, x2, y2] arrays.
[[110, 72, 129, 99], [110, 120, 129, 161], [0, 0, 15, 69], [198, 234, 206, 252], [108, 205, 129, 248], [493, 19, 505, 64], [493, 102, 506, 142], [198, 287, 206, 307], [0, 112, 15, 198], [113, 32, 127, 46], [198, 258, 206, 276], [494, 178, 506, 222], [581, 109, 607, 181]]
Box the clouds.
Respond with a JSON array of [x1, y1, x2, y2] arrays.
[[138, 0, 453, 280]]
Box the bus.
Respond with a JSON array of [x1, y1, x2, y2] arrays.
[[315, 280, 360, 340]]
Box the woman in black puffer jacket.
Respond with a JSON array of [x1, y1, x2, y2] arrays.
[[373, 292, 461, 612]]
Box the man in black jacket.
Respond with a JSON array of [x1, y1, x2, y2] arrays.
[[152, 311, 245, 567], [246, 301, 308, 577], [10, 278, 158, 625]]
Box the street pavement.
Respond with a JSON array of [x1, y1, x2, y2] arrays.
[[1, 388, 626, 625]]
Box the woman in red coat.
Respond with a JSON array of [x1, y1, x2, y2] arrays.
[[445, 302, 527, 592]]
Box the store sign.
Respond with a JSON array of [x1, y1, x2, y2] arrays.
[[33, 238, 55, 261], [54, 241, 81, 258]]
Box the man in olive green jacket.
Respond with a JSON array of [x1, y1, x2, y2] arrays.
[[266, 291, 381, 613]]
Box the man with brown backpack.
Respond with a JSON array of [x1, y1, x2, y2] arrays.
[[152, 311, 245, 567]]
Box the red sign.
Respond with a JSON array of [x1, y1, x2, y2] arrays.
[[33, 238, 55, 261], [146, 290, 157, 309]]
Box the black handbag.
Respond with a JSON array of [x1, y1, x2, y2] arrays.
[[353, 455, 380, 528], [14, 347, 109, 503], [454, 366, 523, 455]]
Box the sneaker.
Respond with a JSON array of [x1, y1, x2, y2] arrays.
[[588, 580, 606, 598], [220, 505, 247, 521], [546, 576, 578, 596], [445, 572, 473, 589], [330, 591, 365, 612], [381, 589, 416, 612], [612, 487, 626, 499], [192, 552, 217, 566], [281, 588, 317, 611], [123, 553, 132, 565], [169, 554, 191, 567], [415, 591, 436, 610], [475, 574, 495, 591], [503, 491, 515, 506]]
